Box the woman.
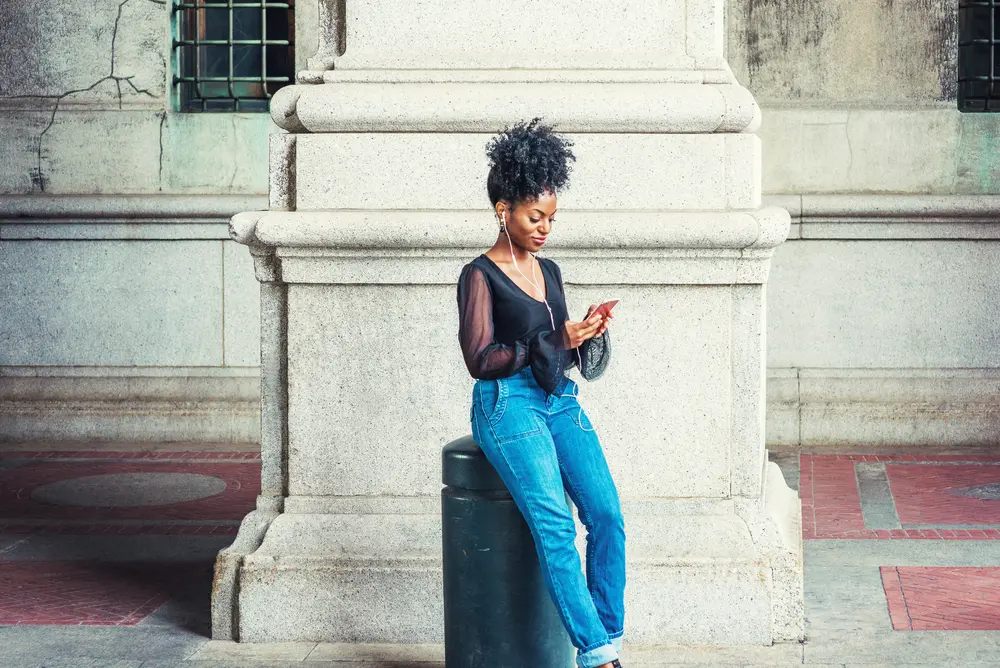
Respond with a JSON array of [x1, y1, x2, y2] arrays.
[[456, 117, 627, 668]]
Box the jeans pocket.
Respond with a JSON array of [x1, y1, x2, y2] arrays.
[[479, 378, 507, 427]]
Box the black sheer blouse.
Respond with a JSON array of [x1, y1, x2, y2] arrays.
[[456, 254, 611, 394]]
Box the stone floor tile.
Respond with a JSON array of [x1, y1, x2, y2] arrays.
[[622, 643, 804, 663], [805, 538, 1000, 567], [307, 643, 444, 662], [144, 663, 435, 668], [840, 665, 1000, 668], [141, 659, 342, 668], [804, 565, 893, 633], [0, 626, 208, 661], [137, 570, 214, 635], [630, 664, 819, 668], [189, 640, 318, 661], [804, 629, 1000, 664]]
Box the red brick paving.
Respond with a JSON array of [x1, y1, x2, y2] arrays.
[[0, 561, 205, 626], [0, 452, 259, 535], [880, 566, 1000, 630], [0, 452, 253, 626], [803, 454, 1000, 540], [7, 449, 1000, 631], [888, 464, 1000, 525], [881, 565, 911, 630], [801, 455, 869, 538]]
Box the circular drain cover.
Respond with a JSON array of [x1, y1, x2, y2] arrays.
[[31, 472, 227, 508]]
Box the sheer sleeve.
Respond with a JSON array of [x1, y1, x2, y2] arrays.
[[457, 263, 568, 392], [551, 260, 612, 382], [457, 264, 528, 378]]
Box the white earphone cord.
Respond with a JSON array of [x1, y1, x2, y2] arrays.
[[501, 214, 594, 432]]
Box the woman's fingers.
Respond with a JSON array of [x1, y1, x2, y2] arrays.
[[580, 320, 602, 339], [566, 314, 613, 347]]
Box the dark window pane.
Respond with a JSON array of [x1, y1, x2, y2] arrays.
[[265, 8, 292, 42], [200, 45, 230, 78], [176, 9, 194, 41], [233, 45, 262, 77], [199, 80, 233, 99], [964, 6, 993, 42], [966, 79, 992, 99], [177, 45, 197, 78], [177, 81, 199, 110], [961, 42, 991, 78], [201, 8, 230, 41], [263, 45, 292, 77], [233, 81, 267, 98], [233, 8, 263, 41]]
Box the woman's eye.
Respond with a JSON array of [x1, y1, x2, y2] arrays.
[[530, 219, 540, 223]]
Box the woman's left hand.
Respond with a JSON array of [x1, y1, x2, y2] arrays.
[[585, 304, 613, 337]]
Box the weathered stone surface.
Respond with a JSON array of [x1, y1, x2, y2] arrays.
[[0, 240, 223, 366], [220, 0, 803, 648], [327, 0, 699, 71], [294, 133, 758, 211]]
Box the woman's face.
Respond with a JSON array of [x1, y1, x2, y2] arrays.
[[497, 190, 557, 253]]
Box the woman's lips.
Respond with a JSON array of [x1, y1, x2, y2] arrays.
[[532, 237, 547, 245]]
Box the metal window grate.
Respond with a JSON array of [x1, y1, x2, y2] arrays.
[[172, 0, 295, 112], [959, 0, 1000, 112]]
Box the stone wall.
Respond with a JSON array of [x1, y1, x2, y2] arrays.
[[1, 0, 998, 447], [729, 0, 1000, 446], [0, 0, 300, 442]]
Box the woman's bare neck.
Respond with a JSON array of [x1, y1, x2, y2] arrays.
[[484, 243, 534, 267]]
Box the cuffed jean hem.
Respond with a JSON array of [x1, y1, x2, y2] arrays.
[[576, 641, 618, 668], [610, 631, 624, 655]]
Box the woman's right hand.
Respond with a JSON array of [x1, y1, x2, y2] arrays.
[[562, 311, 604, 349]]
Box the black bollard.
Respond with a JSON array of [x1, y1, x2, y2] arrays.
[[441, 435, 575, 668]]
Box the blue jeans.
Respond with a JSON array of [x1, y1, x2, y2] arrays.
[[470, 367, 626, 668]]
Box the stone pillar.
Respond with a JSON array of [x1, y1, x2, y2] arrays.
[[216, 0, 804, 647]]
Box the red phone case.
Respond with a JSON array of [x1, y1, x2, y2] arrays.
[[593, 299, 619, 319]]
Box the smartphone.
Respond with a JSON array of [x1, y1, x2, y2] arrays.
[[591, 299, 620, 320]]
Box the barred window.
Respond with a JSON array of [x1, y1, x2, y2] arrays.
[[172, 1, 295, 112], [959, 0, 1000, 112]]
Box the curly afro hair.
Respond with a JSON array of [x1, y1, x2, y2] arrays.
[[485, 117, 576, 209]]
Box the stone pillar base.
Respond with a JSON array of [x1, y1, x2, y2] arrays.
[[221, 462, 801, 645]]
